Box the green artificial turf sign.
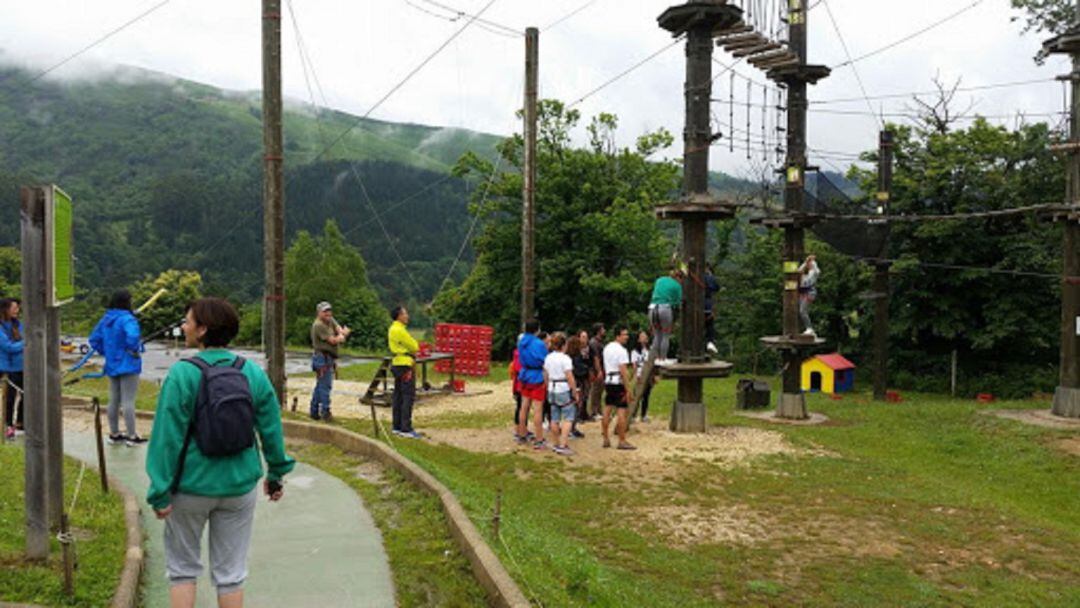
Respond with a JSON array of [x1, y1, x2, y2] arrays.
[[47, 185, 74, 306]]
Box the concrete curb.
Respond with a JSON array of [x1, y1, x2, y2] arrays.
[[109, 473, 144, 608], [280, 420, 531, 608]]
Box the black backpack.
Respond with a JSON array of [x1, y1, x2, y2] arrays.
[[172, 356, 256, 492]]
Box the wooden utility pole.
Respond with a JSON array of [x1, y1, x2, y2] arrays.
[[262, 0, 286, 408], [872, 130, 894, 401], [46, 306, 62, 528], [520, 27, 539, 327], [770, 0, 829, 419], [656, 3, 739, 433], [20, 187, 48, 559], [1044, 1, 1080, 418]]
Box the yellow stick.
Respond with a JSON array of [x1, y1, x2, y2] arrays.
[[135, 288, 168, 314]]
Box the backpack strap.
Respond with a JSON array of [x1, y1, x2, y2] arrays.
[[231, 355, 246, 370], [170, 357, 212, 494]]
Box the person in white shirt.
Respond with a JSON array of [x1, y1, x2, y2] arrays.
[[601, 327, 635, 450], [798, 255, 821, 337], [630, 330, 657, 423], [542, 333, 579, 456]]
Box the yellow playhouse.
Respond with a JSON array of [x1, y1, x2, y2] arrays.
[[801, 353, 856, 394]]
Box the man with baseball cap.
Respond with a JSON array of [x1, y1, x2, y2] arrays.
[[310, 301, 350, 421]]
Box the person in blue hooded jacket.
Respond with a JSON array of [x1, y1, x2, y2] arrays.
[[515, 319, 549, 450], [0, 298, 25, 438], [89, 290, 145, 446]]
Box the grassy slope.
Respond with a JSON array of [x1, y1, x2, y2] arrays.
[[328, 377, 1080, 607], [0, 444, 126, 607]]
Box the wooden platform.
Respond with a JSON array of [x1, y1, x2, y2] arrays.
[[760, 335, 827, 351], [655, 194, 741, 221], [360, 352, 457, 406], [655, 359, 734, 379]]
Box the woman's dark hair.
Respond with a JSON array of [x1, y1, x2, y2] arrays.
[[390, 306, 406, 321], [633, 330, 649, 354], [108, 289, 133, 311], [537, 331, 548, 341], [524, 319, 541, 334], [567, 335, 584, 358], [1, 298, 20, 341], [186, 297, 239, 347], [591, 322, 604, 336]]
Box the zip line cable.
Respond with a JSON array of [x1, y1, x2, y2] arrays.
[[568, 35, 685, 108], [403, 0, 518, 38], [813, 77, 1059, 105], [410, 0, 519, 36], [543, 0, 599, 32], [832, 0, 986, 69], [0, 0, 172, 87], [303, 0, 501, 167], [821, 0, 882, 130]]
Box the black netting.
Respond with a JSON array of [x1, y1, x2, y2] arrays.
[[803, 173, 887, 259]]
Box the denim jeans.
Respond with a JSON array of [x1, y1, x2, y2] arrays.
[[310, 353, 335, 416]]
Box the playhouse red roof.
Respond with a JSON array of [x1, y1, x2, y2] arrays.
[[815, 353, 856, 371]]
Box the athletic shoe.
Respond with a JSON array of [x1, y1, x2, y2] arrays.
[[532, 440, 547, 451], [391, 429, 405, 437], [107, 434, 126, 445], [514, 434, 529, 444], [640, 416, 650, 423], [552, 445, 573, 456], [525, 431, 536, 441], [309, 413, 321, 421], [402, 431, 422, 439], [4, 426, 14, 440], [706, 342, 718, 354], [125, 435, 147, 447], [570, 429, 585, 439], [13, 428, 24, 437], [541, 421, 549, 431], [321, 412, 334, 423]]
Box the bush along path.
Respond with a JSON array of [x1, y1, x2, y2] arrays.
[[62, 425, 395, 607]]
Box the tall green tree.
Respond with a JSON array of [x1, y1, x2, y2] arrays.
[[128, 269, 203, 336], [434, 101, 681, 353], [284, 220, 387, 350]]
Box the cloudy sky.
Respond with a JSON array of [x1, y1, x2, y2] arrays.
[[0, 0, 1070, 177]]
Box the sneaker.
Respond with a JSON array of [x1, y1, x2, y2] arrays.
[[524, 431, 536, 441], [640, 415, 650, 423], [541, 421, 549, 431], [321, 412, 334, 423], [514, 434, 529, 444], [125, 435, 147, 447], [706, 342, 718, 354], [309, 413, 321, 421], [4, 426, 14, 440], [532, 440, 548, 451], [107, 434, 126, 445], [552, 445, 573, 456], [570, 429, 585, 439], [391, 429, 405, 437], [402, 431, 422, 439]]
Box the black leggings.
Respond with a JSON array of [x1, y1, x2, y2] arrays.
[[513, 391, 522, 425], [639, 382, 653, 419], [4, 372, 23, 428]]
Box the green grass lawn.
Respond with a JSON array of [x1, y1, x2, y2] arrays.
[[321, 377, 1080, 607], [0, 443, 127, 607]]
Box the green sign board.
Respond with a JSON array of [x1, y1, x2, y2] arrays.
[[46, 186, 75, 306]]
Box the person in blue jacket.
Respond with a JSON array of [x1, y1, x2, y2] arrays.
[[0, 298, 24, 439], [515, 319, 549, 450], [89, 290, 145, 446]]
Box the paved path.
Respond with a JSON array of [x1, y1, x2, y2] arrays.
[[64, 426, 395, 607]]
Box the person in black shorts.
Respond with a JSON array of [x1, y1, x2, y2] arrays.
[[601, 327, 635, 450]]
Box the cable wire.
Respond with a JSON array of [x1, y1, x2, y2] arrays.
[[1, 0, 172, 87], [832, 0, 986, 69], [568, 35, 685, 108], [821, 0, 882, 130], [543, 0, 599, 32]]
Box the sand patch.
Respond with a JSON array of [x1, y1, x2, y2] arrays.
[[983, 409, 1080, 430], [285, 378, 501, 423], [1053, 436, 1080, 457]]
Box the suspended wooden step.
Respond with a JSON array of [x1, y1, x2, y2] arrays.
[[717, 32, 763, 47], [733, 41, 782, 58], [748, 49, 797, 68]]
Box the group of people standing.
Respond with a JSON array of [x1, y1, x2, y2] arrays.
[[512, 321, 655, 454]]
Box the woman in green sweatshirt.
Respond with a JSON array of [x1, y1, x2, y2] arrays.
[[146, 297, 295, 608]]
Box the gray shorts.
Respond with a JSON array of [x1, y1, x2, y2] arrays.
[[163, 487, 258, 595]]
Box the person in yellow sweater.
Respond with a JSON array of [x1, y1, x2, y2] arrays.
[[387, 306, 421, 438]]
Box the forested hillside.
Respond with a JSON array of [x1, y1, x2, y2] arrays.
[[0, 63, 499, 304]]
